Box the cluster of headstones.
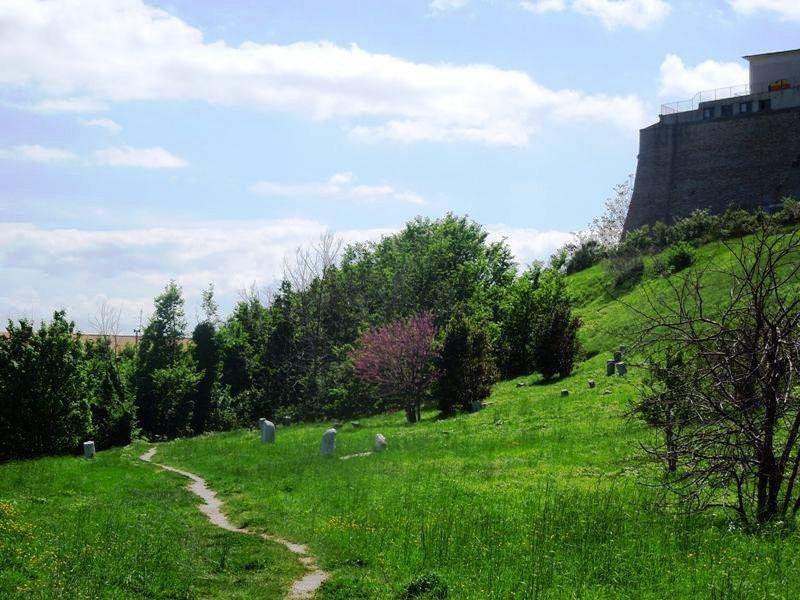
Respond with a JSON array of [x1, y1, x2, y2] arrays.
[[606, 347, 628, 377], [260, 418, 387, 458]]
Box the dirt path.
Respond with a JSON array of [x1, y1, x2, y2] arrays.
[[140, 447, 328, 599]]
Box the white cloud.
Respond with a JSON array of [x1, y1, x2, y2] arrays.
[[251, 173, 426, 205], [82, 117, 122, 133], [572, 0, 671, 29], [430, 0, 469, 11], [520, 0, 567, 14], [729, 0, 800, 20], [486, 225, 575, 266], [27, 96, 109, 113], [0, 144, 78, 162], [94, 146, 188, 169], [0, 0, 646, 146], [659, 54, 749, 98]]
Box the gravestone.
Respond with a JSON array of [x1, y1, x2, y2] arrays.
[[588, 380, 596, 389], [561, 389, 569, 397], [260, 419, 276, 444], [321, 428, 337, 457], [282, 416, 291, 427], [616, 362, 628, 376], [606, 360, 617, 376], [613, 350, 623, 363], [374, 433, 388, 452], [471, 400, 482, 412], [350, 421, 361, 428], [83, 441, 95, 459]]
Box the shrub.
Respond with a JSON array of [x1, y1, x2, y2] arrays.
[[565, 239, 605, 274], [719, 208, 758, 239], [776, 197, 800, 225], [671, 209, 720, 244], [399, 572, 448, 599], [662, 242, 695, 273], [608, 255, 645, 288], [437, 308, 498, 414], [532, 302, 581, 380]]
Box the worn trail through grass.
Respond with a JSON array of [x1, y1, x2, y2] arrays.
[[139, 447, 327, 599]]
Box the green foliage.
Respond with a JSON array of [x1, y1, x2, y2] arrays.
[[660, 242, 695, 273], [565, 239, 605, 274], [608, 254, 645, 288], [532, 301, 581, 380], [400, 572, 448, 599], [0, 312, 91, 460], [83, 338, 137, 449], [151, 357, 202, 439], [437, 308, 497, 414]]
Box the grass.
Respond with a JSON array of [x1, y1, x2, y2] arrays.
[[3, 236, 800, 598], [0, 444, 302, 598]]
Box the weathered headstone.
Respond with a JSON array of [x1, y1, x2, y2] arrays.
[[350, 421, 361, 428], [616, 362, 628, 376], [613, 350, 623, 363], [471, 400, 482, 412], [588, 379, 596, 389], [333, 422, 344, 430], [260, 419, 275, 444], [606, 360, 616, 376], [561, 389, 570, 397], [83, 441, 95, 459], [374, 433, 388, 452], [321, 428, 337, 457], [282, 416, 291, 427]]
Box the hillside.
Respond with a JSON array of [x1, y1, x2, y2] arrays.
[[3, 236, 800, 599]]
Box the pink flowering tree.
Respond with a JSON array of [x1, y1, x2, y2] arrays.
[[352, 312, 439, 423]]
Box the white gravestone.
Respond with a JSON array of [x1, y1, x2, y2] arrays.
[[321, 428, 337, 456], [260, 419, 275, 444], [616, 362, 628, 376], [83, 441, 95, 459], [374, 433, 388, 452]]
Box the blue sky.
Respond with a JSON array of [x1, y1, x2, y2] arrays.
[[1, 0, 798, 331]]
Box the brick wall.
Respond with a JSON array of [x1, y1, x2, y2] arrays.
[[623, 106, 800, 233]]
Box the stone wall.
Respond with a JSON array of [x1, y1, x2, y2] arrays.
[[623, 106, 800, 233]]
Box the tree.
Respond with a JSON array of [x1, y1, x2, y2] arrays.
[[588, 174, 633, 247], [135, 281, 198, 437], [633, 227, 800, 526], [0, 312, 91, 460], [88, 299, 122, 347], [191, 284, 221, 433], [352, 312, 439, 423], [532, 301, 581, 380], [438, 307, 498, 414]]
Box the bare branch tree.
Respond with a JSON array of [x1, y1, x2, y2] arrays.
[[282, 230, 343, 292], [586, 174, 633, 247], [632, 226, 800, 526], [89, 299, 122, 346]]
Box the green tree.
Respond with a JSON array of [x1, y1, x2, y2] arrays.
[[191, 284, 221, 433], [0, 312, 91, 459]]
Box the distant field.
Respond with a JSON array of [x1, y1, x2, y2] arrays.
[[3, 237, 800, 599]]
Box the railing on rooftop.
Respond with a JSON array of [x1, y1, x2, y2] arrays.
[[659, 75, 800, 115]]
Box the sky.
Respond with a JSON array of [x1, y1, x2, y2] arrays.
[[1, 0, 798, 332]]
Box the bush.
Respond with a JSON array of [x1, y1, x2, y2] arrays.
[[670, 209, 720, 244], [532, 302, 581, 380], [0, 312, 92, 460], [565, 239, 605, 274], [661, 242, 695, 273], [608, 255, 645, 288], [399, 572, 448, 599], [437, 308, 498, 414], [719, 208, 758, 239]]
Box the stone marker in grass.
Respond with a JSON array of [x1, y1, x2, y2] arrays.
[[561, 389, 569, 397], [471, 400, 482, 412], [588, 380, 596, 389], [321, 428, 336, 457], [614, 350, 623, 363], [616, 362, 628, 376], [606, 360, 616, 376], [260, 418, 275, 444], [83, 441, 95, 459], [374, 433, 388, 451]]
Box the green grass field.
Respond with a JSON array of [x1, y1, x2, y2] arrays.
[[3, 238, 800, 598]]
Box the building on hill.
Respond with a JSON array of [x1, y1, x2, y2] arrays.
[[624, 48, 800, 233]]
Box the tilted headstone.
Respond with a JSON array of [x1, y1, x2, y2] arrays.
[[613, 350, 623, 363], [561, 389, 570, 397], [83, 441, 95, 459], [616, 362, 628, 376], [260, 419, 276, 444], [321, 428, 337, 457], [588, 380, 596, 389], [606, 360, 617, 376], [374, 433, 388, 452]]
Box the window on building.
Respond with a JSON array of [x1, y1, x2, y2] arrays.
[[759, 99, 772, 111], [703, 107, 715, 120], [740, 101, 751, 114], [721, 104, 733, 117]]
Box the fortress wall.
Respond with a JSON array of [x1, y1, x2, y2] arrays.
[[624, 107, 800, 233]]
